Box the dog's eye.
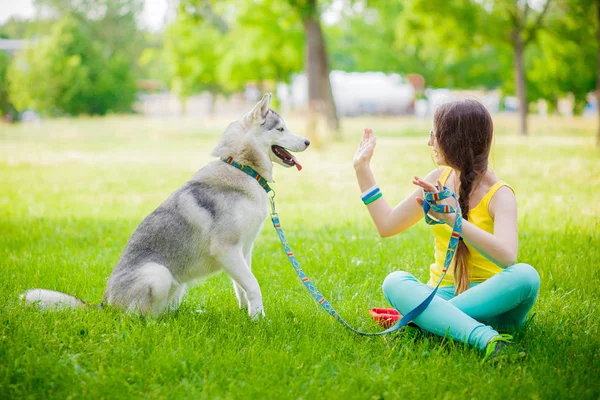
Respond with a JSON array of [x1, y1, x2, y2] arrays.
[[277, 127, 284, 132]]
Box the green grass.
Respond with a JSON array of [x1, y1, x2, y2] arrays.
[[1, 115, 599, 399]]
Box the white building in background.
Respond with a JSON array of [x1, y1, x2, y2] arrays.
[[0, 39, 27, 55], [278, 71, 415, 116], [424, 88, 502, 116]]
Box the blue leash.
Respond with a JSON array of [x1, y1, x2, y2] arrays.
[[220, 157, 462, 335], [269, 188, 462, 335]]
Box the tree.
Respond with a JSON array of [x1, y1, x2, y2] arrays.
[[8, 16, 136, 116], [0, 16, 56, 121], [170, 0, 337, 141], [401, 0, 553, 135], [506, 0, 553, 135], [167, 0, 304, 114], [324, 2, 511, 97], [325, 3, 407, 73], [597, 0, 600, 147], [289, 0, 340, 142], [164, 8, 225, 113], [34, 0, 144, 52], [138, 33, 172, 87], [527, 0, 597, 115], [217, 0, 304, 94], [0, 51, 15, 119], [33, 0, 146, 78], [165, 0, 342, 141], [0, 16, 55, 39]]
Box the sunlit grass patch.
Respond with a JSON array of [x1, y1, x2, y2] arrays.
[[1, 115, 598, 399]]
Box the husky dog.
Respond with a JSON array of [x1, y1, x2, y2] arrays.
[[22, 93, 309, 319]]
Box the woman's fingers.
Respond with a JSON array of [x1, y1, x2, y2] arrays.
[[411, 178, 424, 188], [360, 128, 375, 150], [355, 130, 376, 165], [359, 137, 374, 150], [412, 176, 437, 192], [359, 129, 369, 148]]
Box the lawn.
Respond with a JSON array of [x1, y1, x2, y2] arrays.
[[1, 114, 599, 399]]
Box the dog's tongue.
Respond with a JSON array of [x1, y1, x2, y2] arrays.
[[291, 155, 302, 171]]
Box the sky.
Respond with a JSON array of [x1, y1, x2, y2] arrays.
[[0, 0, 549, 31], [0, 0, 353, 31], [0, 0, 170, 31]]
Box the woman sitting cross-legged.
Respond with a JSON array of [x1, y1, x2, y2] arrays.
[[353, 99, 540, 362]]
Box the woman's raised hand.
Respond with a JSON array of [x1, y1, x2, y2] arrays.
[[353, 128, 376, 170]]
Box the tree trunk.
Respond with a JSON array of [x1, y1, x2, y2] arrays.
[[303, 15, 321, 147], [513, 27, 528, 136], [303, 0, 340, 144], [596, 0, 600, 147], [316, 22, 340, 138], [180, 95, 188, 116], [206, 91, 218, 116]]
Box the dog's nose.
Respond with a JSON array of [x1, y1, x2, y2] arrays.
[[304, 139, 310, 147]]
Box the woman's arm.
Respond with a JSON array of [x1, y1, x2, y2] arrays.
[[413, 177, 518, 267], [354, 129, 441, 238], [457, 187, 517, 267]]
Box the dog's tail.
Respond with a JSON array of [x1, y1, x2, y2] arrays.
[[21, 289, 89, 309]]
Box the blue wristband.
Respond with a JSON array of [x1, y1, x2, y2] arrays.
[[361, 185, 381, 202]]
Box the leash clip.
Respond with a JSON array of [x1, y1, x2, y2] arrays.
[[268, 190, 277, 216]]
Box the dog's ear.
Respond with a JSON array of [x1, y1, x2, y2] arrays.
[[244, 93, 271, 125]]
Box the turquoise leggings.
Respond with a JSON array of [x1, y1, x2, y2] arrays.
[[382, 263, 540, 350]]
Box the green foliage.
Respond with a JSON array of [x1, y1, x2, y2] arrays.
[[165, 9, 225, 99], [0, 16, 55, 39], [34, 0, 145, 58], [95, 54, 138, 114], [2, 0, 595, 117], [165, 0, 304, 99], [138, 33, 172, 86], [0, 51, 14, 118], [34, 0, 147, 80], [383, 0, 515, 90], [527, 0, 598, 113], [217, 0, 304, 91], [375, 0, 596, 112], [323, 2, 513, 90], [165, 0, 597, 112], [326, 3, 407, 73], [8, 16, 136, 116], [0, 0, 146, 117]]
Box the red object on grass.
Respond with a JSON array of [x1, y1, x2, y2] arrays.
[[369, 307, 402, 328]]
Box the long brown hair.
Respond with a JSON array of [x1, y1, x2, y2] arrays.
[[433, 99, 493, 294]]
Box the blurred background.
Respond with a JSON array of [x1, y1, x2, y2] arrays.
[[0, 0, 597, 145]]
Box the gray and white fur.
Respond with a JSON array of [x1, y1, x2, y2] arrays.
[[22, 93, 309, 319]]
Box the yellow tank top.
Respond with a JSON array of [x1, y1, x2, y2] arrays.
[[428, 167, 515, 287]]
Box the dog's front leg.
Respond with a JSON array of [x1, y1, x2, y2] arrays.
[[233, 243, 256, 310], [232, 280, 248, 310], [217, 248, 264, 320]]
